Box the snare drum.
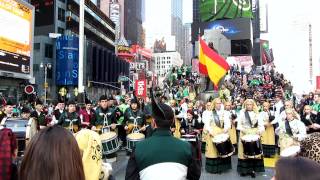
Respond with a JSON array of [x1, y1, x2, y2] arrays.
[[126, 133, 145, 152], [181, 134, 197, 142], [100, 132, 120, 157], [280, 146, 300, 157], [212, 134, 234, 158], [241, 134, 262, 158]]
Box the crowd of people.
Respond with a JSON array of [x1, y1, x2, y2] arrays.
[[1, 63, 320, 180]]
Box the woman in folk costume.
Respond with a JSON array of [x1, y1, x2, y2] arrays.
[[259, 102, 277, 157], [169, 99, 182, 138], [275, 108, 307, 153], [75, 129, 113, 180], [237, 99, 265, 177], [201, 101, 213, 153], [224, 101, 238, 153], [204, 98, 232, 174]]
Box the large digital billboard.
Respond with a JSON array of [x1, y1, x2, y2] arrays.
[[56, 35, 79, 86], [200, 0, 253, 22], [0, 0, 33, 76]]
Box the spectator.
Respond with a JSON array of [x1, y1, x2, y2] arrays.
[[19, 126, 85, 180], [0, 127, 18, 180], [272, 157, 320, 180]]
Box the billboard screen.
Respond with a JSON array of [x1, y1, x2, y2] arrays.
[[200, 0, 253, 22], [56, 36, 79, 86], [192, 18, 251, 42], [0, 0, 33, 75]]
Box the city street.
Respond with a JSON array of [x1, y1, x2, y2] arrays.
[[112, 151, 274, 180]]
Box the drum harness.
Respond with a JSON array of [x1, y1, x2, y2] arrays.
[[245, 111, 258, 128], [129, 110, 141, 133], [64, 113, 80, 133], [212, 110, 224, 129]]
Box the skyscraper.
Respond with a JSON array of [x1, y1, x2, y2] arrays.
[[124, 0, 144, 46], [171, 0, 184, 63]]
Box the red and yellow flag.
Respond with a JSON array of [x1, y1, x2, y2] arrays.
[[199, 37, 230, 87]]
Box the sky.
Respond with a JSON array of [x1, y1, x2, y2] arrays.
[[264, 0, 320, 94], [143, 0, 193, 49]]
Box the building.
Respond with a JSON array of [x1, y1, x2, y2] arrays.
[[99, 0, 125, 42], [124, 0, 144, 46], [153, 51, 183, 79], [30, 0, 129, 102], [171, 0, 184, 62], [182, 23, 192, 65]]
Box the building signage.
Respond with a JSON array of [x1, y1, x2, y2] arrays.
[[56, 35, 79, 86], [0, 0, 33, 76], [135, 79, 146, 99]]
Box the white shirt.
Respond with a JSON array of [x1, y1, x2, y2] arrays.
[[275, 119, 307, 141], [237, 110, 265, 134], [204, 109, 231, 133]]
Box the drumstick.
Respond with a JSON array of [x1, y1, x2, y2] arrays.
[[103, 123, 121, 128], [136, 125, 150, 133]]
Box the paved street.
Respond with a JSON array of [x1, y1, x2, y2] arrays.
[[111, 151, 274, 180]]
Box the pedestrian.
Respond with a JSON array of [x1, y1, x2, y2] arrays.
[[75, 129, 113, 180], [0, 127, 18, 180], [272, 157, 320, 180], [19, 126, 85, 180], [125, 90, 201, 180]]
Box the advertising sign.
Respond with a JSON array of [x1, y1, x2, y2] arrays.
[[110, 3, 120, 40], [192, 18, 251, 42], [317, 76, 320, 90], [200, 0, 252, 22], [135, 79, 147, 99], [56, 35, 79, 86], [0, 0, 33, 75]]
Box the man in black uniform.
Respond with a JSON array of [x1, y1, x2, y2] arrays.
[[52, 99, 65, 125], [0, 101, 14, 122], [30, 99, 46, 130], [124, 98, 146, 134], [91, 95, 117, 133], [125, 91, 201, 180], [58, 100, 81, 133]]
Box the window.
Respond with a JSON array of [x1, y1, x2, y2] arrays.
[[58, 27, 64, 34], [167, 57, 170, 59], [167, 60, 170, 64], [45, 44, 53, 58], [34, 43, 40, 50], [58, 8, 65, 22], [162, 57, 165, 60], [33, 64, 39, 72]]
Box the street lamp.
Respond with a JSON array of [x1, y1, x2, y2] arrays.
[[40, 62, 52, 105]]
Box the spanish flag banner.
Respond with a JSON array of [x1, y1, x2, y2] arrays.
[[199, 37, 230, 87]]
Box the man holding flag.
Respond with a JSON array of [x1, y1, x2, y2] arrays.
[[199, 37, 230, 90]]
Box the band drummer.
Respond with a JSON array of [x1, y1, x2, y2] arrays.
[[204, 98, 232, 174], [237, 99, 265, 177], [92, 95, 117, 133]]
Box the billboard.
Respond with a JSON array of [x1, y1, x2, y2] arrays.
[[56, 36, 79, 86], [110, 3, 120, 40], [200, 0, 253, 22], [135, 79, 147, 99], [0, 0, 33, 76], [192, 18, 252, 42]]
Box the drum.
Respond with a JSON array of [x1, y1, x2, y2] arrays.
[[241, 134, 262, 158], [212, 134, 234, 158], [100, 132, 120, 156], [4, 118, 28, 157], [181, 134, 197, 142], [126, 133, 145, 152], [280, 146, 301, 157]]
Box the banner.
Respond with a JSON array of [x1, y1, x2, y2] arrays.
[[200, 0, 253, 22], [56, 35, 79, 86], [135, 79, 147, 99], [317, 76, 320, 90]]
